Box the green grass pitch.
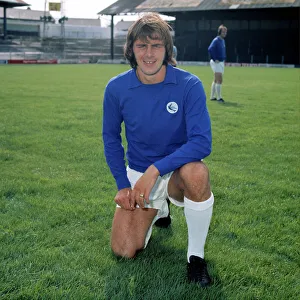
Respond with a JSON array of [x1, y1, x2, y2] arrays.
[[0, 64, 299, 299]]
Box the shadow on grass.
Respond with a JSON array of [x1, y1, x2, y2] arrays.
[[224, 101, 240, 107], [104, 227, 226, 300], [218, 101, 240, 107]]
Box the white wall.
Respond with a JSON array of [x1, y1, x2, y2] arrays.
[[41, 24, 111, 39], [0, 19, 126, 39], [1, 19, 40, 33]]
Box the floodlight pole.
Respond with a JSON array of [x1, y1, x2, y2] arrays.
[[110, 14, 115, 60], [3, 5, 7, 39], [61, 0, 66, 58], [43, 0, 47, 39]]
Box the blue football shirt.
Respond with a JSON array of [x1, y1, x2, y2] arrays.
[[208, 36, 226, 62], [102, 64, 212, 190]]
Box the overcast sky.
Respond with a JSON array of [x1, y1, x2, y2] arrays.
[[19, 0, 117, 17], [16, 0, 174, 27], [16, 0, 141, 26]]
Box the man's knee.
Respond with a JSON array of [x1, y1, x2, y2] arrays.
[[179, 162, 209, 181], [214, 73, 222, 84], [111, 238, 144, 259], [178, 162, 211, 200], [111, 245, 136, 259]]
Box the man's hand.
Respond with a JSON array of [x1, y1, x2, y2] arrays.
[[131, 165, 160, 208], [114, 187, 135, 211]]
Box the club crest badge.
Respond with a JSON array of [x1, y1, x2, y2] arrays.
[[166, 102, 178, 114]]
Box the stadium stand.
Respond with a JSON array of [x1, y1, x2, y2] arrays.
[[99, 0, 300, 65], [0, 36, 126, 61], [0, 7, 51, 37], [2, 1, 299, 65], [0, 7, 126, 62]]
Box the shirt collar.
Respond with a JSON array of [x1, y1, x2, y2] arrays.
[[129, 64, 177, 89]]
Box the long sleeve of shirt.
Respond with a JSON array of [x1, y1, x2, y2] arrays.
[[102, 81, 131, 190]]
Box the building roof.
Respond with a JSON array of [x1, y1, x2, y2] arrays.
[[98, 0, 300, 15], [0, 7, 51, 20], [0, 0, 29, 8], [115, 20, 134, 31], [66, 18, 101, 26], [98, 0, 144, 15]]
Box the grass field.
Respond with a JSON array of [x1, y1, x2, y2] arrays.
[[0, 64, 299, 299]]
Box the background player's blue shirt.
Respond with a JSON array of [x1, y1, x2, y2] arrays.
[[173, 45, 178, 59], [208, 36, 226, 61], [102, 64, 212, 190]]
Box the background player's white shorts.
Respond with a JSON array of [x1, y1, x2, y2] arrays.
[[117, 167, 185, 247], [210, 59, 225, 74]]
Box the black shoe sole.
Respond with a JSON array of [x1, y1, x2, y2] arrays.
[[154, 215, 171, 228], [154, 199, 171, 228]]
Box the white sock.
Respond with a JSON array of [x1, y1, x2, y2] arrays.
[[215, 84, 222, 100], [210, 82, 216, 99], [184, 193, 214, 262]]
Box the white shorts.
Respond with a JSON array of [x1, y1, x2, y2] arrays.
[[126, 166, 184, 210], [122, 166, 185, 247], [210, 59, 225, 74]]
